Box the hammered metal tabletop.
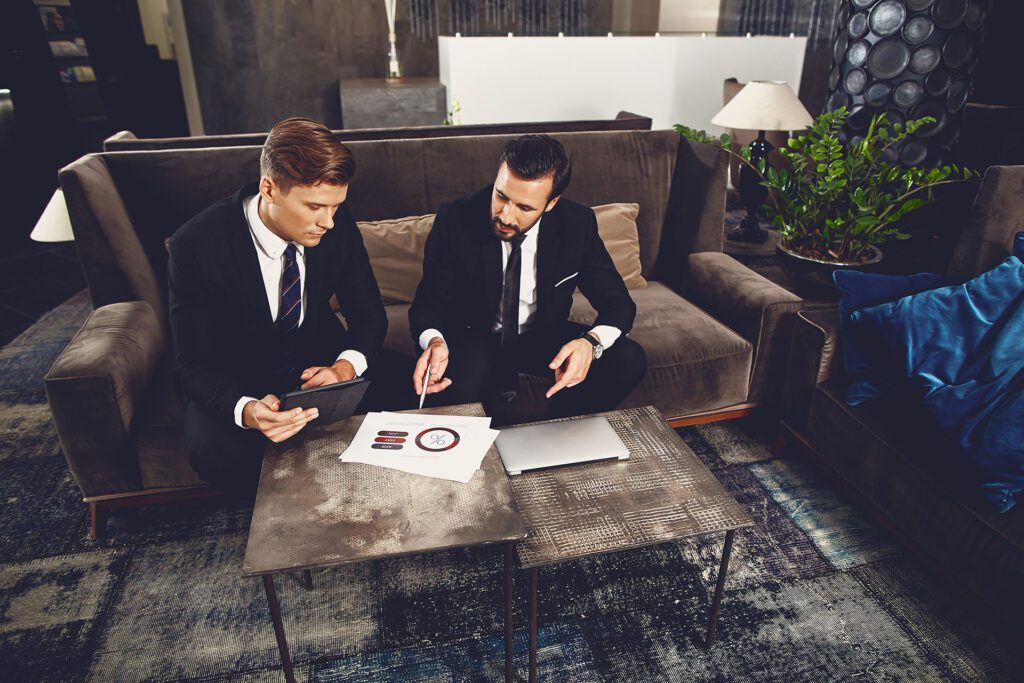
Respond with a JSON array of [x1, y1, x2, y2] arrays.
[[243, 403, 527, 576], [508, 405, 753, 569]]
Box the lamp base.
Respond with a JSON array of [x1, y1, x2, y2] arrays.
[[726, 216, 770, 244]]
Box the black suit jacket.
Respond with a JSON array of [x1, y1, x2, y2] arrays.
[[409, 185, 636, 343], [168, 184, 387, 423]]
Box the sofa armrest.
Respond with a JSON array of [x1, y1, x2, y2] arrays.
[[684, 252, 803, 406], [45, 301, 165, 498], [781, 307, 842, 434]]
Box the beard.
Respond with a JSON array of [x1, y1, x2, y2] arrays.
[[491, 214, 540, 241]]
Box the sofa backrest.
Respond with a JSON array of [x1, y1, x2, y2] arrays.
[[945, 166, 1024, 280], [102, 111, 653, 151], [61, 129, 726, 328]]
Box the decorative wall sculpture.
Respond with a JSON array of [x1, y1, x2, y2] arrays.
[[823, 0, 990, 166]]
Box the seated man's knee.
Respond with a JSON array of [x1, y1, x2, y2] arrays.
[[184, 401, 262, 494], [609, 337, 647, 386]]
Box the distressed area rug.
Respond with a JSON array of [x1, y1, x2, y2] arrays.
[[0, 292, 1020, 682]]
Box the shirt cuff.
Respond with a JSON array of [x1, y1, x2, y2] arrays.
[[589, 325, 622, 350], [336, 350, 368, 377], [419, 328, 445, 351], [234, 396, 259, 429]]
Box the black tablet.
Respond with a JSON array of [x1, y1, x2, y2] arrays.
[[278, 377, 370, 426]]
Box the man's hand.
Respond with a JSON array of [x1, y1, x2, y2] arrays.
[[546, 338, 594, 398], [413, 337, 452, 395], [242, 394, 318, 443], [299, 359, 356, 390]]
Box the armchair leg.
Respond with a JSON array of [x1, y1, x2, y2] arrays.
[[89, 502, 108, 541]]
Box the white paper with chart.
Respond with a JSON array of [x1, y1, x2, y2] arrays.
[[339, 412, 499, 483]]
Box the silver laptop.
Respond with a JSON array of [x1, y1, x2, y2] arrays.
[[495, 416, 630, 475]]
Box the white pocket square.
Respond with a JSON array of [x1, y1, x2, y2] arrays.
[[554, 272, 579, 287]]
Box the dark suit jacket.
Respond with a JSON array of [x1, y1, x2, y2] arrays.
[[168, 184, 387, 423], [409, 185, 636, 344]]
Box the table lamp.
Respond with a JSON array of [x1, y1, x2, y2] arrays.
[[711, 81, 812, 244], [30, 188, 75, 242]]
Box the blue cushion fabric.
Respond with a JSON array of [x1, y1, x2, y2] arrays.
[[851, 257, 1024, 512], [833, 270, 949, 406]]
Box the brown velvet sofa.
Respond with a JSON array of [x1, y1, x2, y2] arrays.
[[101, 111, 652, 151], [779, 165, 1024, 623], [46, 129, 801, 537]]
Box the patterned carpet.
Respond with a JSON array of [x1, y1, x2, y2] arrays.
[[0, 292, 1020, 682]]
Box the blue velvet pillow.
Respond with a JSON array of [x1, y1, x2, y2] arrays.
[[851, 257, 1024, 512], [833, 270, 949, 405]]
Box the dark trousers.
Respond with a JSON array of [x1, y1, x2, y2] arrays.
[[431, 322, 647, 425], [184, 348, 413, 497]]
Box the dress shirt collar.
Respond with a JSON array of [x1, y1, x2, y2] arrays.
[[244, 194, 304, 260]]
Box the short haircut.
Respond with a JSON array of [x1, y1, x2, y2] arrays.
[[260, 117, 355, 192], [498, 134, 572, 200]]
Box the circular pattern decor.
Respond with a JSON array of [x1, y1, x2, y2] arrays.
[[947, 77, 969, 112], [868, 39, 912, 79], [834, 31, 850, 64], [847, 40, 870, 67], [910, 44, 940, 73], [893, 80, 923, 108], [865, 81, 892, 106], [964, 0, 985, 29], [899, 139, 929, 165], [870, 1, 907, 36], [942, 30, 972, 68], [925, 69, 951, 95], [902, 16, 934, 44], [849, 12, 870, 38], [415, 427, 460, 452], [932, 0, 967, 29], [845, 69, 868, 95], [825, 0, 988, 167], [910, 100, 948, 137]]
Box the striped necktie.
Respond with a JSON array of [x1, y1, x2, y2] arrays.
[[277, 243, 301, 332]]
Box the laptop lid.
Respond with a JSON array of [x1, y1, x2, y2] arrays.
[[495, 416, 629, 475]]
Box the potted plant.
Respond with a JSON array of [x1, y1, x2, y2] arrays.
[[676, 107, 978, 294]]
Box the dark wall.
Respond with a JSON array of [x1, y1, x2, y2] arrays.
[[182, 0, 612, 135], [183, 0, 441, 134]]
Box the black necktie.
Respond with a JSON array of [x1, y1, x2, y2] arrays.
[[498, 233, 526, 401], [277, 243, 301, 333]]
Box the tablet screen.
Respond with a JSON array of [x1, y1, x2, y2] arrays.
[[278, 378, 370, 426]]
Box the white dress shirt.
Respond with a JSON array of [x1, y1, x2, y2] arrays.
[[419, 216, 621, 350], [234, 194, 367, 428]]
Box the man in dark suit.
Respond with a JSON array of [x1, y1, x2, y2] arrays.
[[409, 134, 646, 423], [168, 117, 387, 494]]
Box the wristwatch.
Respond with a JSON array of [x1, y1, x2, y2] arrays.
[[581, 332, 604, 360]]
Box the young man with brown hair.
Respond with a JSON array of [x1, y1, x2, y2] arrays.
[[168, 117, 387, 494]]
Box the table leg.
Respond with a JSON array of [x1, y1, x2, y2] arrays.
[[504, 543, 513, 683], [302, 569, 313, 591], [529, 566, 538, 683], [705, 529, 736, 649], [262, 574, 296, 683]]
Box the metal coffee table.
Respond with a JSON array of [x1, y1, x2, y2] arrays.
[[505, 405, 753, 682], [243, 403, 527, 683]]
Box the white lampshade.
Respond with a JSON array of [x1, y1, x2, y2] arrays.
[[30, 188, 75, 242], [711, 81, 813, 132]]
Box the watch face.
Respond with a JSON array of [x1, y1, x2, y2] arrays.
[[593, 344, 604, 360]]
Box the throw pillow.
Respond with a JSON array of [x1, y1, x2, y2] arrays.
[[851, 256, 1024, 512], [592, 203, 648, 289], [357, 214, 435, 304], [833, 270, 949, 405]]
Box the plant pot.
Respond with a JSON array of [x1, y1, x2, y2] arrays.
[[776, 243, 883, 299]]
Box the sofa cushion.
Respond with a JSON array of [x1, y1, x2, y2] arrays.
[[592, 203, 647, 289], [562, 282, 752, 417], [357, 214, 434, 304]]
